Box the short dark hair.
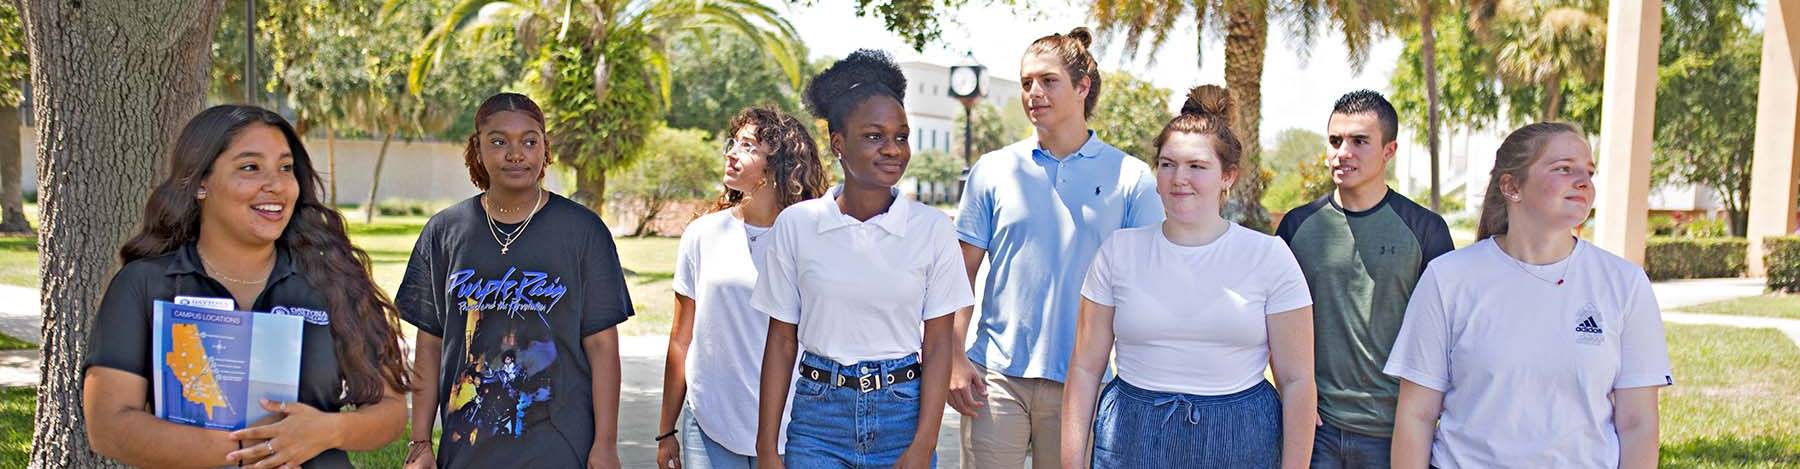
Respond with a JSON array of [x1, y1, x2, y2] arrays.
[[1330, 89, 1400, 144]]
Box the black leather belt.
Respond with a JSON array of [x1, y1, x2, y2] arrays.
[[799, 362, 921, 393]]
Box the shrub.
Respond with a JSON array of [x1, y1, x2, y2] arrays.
[[1682, 218, 1729, 238], [1645, 237, 1748, 280], [1648, 214, 1678, 236], [1765, 236, 1800, 293], [375, 198, 433, 217]]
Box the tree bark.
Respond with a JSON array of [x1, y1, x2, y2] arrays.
[[327, 123, 337, 207], [1543, 74, 1564, 122], [22, 1, 225, 467], [362, 131, 391, 224], [0, 104, 29, 233], [1222, 3, 1272, 231], [572, 161, 607, 218], [1420, 5, 1443, 212]]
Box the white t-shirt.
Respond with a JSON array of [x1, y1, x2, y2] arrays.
[[673, 210, 791, 456], [1080, 223, 1313, 395], [752, 186, 975, 365], [1384, 239, 1674, 469]]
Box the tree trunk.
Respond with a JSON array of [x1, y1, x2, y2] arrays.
[[1222, 3, 1271, 231], [0, 104, 29, 233], [22, 1, 225, 467], [362, 132, 391, 224], [1420, 7, 1443, 212], [1543, 75, 1564, 122], [631, 197, 662, 237], [572, 161, 607, 217], [326, 123, 337, 207]]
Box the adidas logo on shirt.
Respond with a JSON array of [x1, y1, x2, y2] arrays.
[[1574, 304, 1606, 345], [1576, 316, 1603, 334]]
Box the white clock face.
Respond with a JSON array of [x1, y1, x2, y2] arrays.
[[950, 68, 978, 96]]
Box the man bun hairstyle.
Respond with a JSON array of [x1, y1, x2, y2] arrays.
[[1153, 84, 1244, 175], [804, 49, 907, 134], [1025, 26, 1103, 118]]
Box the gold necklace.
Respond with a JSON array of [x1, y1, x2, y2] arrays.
[[200, 256, 268, 285], [484, 188, 545, 255]]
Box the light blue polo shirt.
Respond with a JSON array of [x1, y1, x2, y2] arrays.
[[956, 131, 1162, 382]]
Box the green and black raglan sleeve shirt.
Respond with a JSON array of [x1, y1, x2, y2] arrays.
[[1275, 189, 1455, 438]]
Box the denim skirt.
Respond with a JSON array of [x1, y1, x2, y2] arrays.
[[1091, 378, 1282, 468]]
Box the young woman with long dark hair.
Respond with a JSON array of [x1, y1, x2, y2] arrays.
[[83, 104, 412, 468]]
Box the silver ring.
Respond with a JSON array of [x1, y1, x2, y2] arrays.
[[280, 402, 288, 412], [265, 441, 275, 455]]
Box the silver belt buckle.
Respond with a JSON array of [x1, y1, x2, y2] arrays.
[[858, 374, 880, 393]]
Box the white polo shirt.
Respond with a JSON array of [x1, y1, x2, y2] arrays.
[[751, 186, 975, 365], [673, 210, 787, 456], [1384, 239, 1674, 469], [1080, 223, 1313, 395]]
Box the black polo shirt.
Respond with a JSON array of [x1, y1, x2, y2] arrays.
[[86, 243, 352, 468]]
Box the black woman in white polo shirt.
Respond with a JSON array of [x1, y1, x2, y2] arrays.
[[751, 50, 974, 469]]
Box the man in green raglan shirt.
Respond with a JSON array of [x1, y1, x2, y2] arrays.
[[1274, 90, 1455, 468]]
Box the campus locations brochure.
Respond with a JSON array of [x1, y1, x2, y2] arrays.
[[150, 300, 303, 431]]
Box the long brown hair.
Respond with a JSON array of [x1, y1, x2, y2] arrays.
[[1154, 85, 1244, 178], [1476, 122, 1584, 240], [462, 93, 552, 190], [1025, 27, 1102, 118], [120, 105, 412, 405], [708, 106, 828, 213]]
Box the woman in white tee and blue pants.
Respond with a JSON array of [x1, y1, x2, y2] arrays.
[[1060, 85, 1318, 468], [1386, 122, 1672, 469], [751, 50, 973, 469], [654, 106, 829, 469]]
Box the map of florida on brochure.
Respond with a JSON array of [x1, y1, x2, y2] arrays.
[[150, 300, 303, 431]]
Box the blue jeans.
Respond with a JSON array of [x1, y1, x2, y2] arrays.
[[784, 352, 934, 469], [1091, 378, 1282, 468], [682, 405, 756, 469], [1309, 420, 1392, 469]]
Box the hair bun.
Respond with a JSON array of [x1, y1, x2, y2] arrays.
[[803, 49, 906, 123], [1067, 27, 1094, 49], [1181, 85, 1234, 124]]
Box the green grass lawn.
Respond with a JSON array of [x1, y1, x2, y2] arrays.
[[0, 387, 27, 467], [0, 333, 30, 351], [1680, 294, 1800, 321], [0, 236, 36, 288], [0, 216, 679, 337], [1661, 324, 1800, 467]]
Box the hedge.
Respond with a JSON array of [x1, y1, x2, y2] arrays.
[[1645, 237, 1749, 281], [1766, 236, 1800, 293]]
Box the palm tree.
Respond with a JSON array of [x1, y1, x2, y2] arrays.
[[392, 0, 805, 215], [1490, 0, 1606, 122], [1092, 0, 1397, 230]]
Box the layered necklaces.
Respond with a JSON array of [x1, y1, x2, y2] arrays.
[[484, 188, 545, 255]]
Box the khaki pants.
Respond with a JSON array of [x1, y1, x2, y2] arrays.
[[959, 368, 1067, 468]]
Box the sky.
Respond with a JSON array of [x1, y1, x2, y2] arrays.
[[777, 0, 1406, 147]]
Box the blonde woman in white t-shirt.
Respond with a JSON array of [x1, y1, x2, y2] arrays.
[[656, 106, 829, 469], [1060, 85, 1318, 468], [1385, 122, 1672, 469]]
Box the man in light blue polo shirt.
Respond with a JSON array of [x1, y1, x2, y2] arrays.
[[950, 27, 1162, 468]]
